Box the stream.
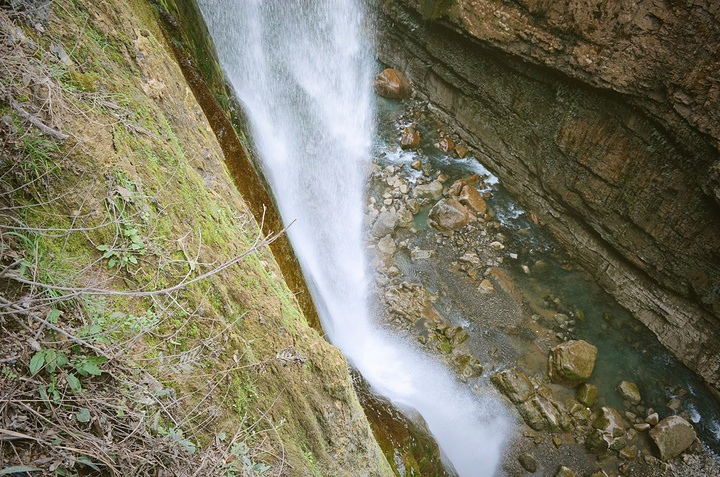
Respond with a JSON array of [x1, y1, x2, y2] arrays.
[[196, 1, 719, 475]]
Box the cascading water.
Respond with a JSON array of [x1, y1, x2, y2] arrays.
[[197, 1, 509, 474]]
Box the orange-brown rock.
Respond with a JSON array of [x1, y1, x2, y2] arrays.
[[458, 185, 487, 215], [400, 127, 420, 149], [373, 68, 412, 100], [434, 136, 454, 153]]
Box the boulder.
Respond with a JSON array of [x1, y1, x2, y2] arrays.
[[455, 144, 469, 158], [410, 248, 434, 261], [413, 180, 444, 200], [458, 185, 487, 215], [428, 198, 470, 232], [396, 207, 414, 228], [371, 211, 399, 238], [586, 406, 626, 454], [490, 367, 534, 404], [377, 235, 396, 256], [400, 127, 420, 149], [548, 340, 598, 387], [434, 136, 454, 153], [518, 453, 537, 473], [617, 381, 641, 404], [373, 68, 412, 100], [576, 383, 598, 407], [649, 415, 696, 461], [518, 395, 572, 432], [478, 279, 494, 294]]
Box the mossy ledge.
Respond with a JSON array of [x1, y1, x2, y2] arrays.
[[0, 0, 392, 474]]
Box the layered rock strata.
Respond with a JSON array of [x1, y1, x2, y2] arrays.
[[376, 0, 720, 391]]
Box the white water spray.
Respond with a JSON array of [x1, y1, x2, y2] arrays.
[[197, 1, 508, 474]]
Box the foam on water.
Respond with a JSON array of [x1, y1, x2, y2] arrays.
[[197, 1, 509, 474]]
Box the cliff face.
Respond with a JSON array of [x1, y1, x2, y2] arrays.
[[376, 0, 720, 390]]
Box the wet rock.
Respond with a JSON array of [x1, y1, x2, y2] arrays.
[[459, 251, 481, 265], [428, 198, 470, 232], [617, 381, 641, 404], [377, 235, 396, 255], [411, 159, 422, 170], [548, 340, 598, 387], [413, 180, 444, 200], [458, 185, 488, 215], [634, 423, 651, 432], [371, 211, 399, 238], [373, 68, 411, 100], [406, 198, 420, 214], [385, 282, 429, 321], [518, 453, 537, 473], [649, 415, 696, 461], [455, 144, 468, 158], [490, 367, 534, 404], [519, 395, 572, 432], [646, 412, 659, 426], [478, 279, 494, 294], [396, 207, 414, 228], [555, 466, 577, 477], [410, 248, 434, 261], [400, 127, 421, 149], [576, 383, 598, 407], [667, 398, 682, 411], [587, 406, 626, 454], [434, 136, 454, 153]]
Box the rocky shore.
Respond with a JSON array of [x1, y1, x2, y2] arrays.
[[366, 80, 720, 475], [375, 0, 720, 395]]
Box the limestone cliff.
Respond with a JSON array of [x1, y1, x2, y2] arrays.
[[376, 0, 720, 391]]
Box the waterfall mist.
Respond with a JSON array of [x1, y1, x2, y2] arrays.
[[197, 1, 509, 474]]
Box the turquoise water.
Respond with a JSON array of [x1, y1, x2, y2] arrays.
[[373, 92, 720, 455]]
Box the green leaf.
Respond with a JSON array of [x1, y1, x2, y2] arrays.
[[76, 408, 91, 423], [47, 308, 62, 324], [82, 362, 102, 376], [76, 456, 101, 471], [29, 351, 45, 375], [56, 353, 68, 367], [44, 349, 57, 373], [128, 255, 138, 264], [88, 356, 108, 365], [96, 244, 109, 251], [108, 257, 117, 268], [0, 466, 43, 475], [66, 373, 82, 393], [217, 432, 227, 441]]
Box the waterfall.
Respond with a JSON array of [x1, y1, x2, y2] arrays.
[[197, 1, 508, 474]]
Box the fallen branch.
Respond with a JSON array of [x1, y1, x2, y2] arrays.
[[7, 93, 69, 141]]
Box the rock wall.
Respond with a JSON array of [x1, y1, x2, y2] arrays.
[[376, 0, 720, 391]]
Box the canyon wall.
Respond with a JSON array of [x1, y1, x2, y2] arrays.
[[376, 0, 720, 391]]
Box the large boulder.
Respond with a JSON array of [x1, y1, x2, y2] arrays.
[[413, 180, 444, 200], [400, 127, 420, 149], [428, 198, 470, 232], [576, 382, 598, 407], [371, 211, 398, 238], [548, 340, 598, 387], [518, 395, 572, 432], [458, 185, 487, 215], [490, 367, 534, 404], [649, 415, 696, 461], [586, 406, 627, 454], [373, 68, 412, 100]]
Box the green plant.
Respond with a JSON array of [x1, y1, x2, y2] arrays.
[[222, 441, 270, 477], [29, 347, 107, 395], [97, 224, 146, 268]]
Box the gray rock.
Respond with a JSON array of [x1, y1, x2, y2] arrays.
[[413, 180, 444, 200], [396, 207, 414, 227], [427, 198, 470, 232], [410, 248, 433, 261], [587, 406, 626, 454], [371, 211, 398, 238], [518, 453, 537, 473], [377, 235, 396, 255], [649, 415, 696, 461], [548, 340, 598, 387]]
